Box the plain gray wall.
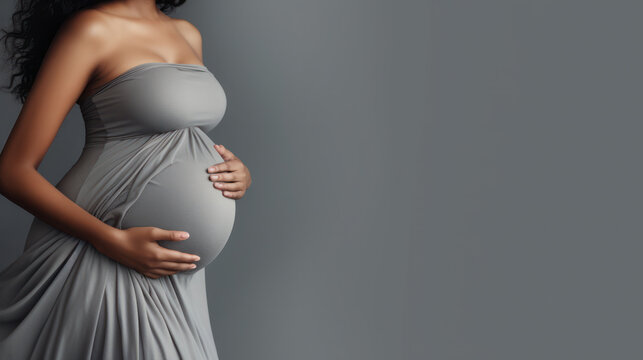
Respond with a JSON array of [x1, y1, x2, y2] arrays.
[[1, 1, 641, 359]]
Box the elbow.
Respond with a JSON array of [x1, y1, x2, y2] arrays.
[[0, 161, 12, 195], [0, 149, 39, 195], [0, 159, 27, 196]]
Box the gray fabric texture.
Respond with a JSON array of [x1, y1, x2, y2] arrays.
[[0, 62, 236, 359]]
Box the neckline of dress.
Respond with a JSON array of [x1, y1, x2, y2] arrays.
[[78, 62, 209, 108]]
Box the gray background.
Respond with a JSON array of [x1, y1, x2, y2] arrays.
[[0, 1, 641, 359]]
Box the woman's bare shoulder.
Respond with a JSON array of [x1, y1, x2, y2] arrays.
[[55, 8, 113, 46], [170, 17, 203, 55]]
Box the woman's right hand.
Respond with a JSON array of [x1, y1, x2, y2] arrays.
[[94, 227, 200, 279]]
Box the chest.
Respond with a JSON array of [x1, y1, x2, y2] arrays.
[[80, 63, 227, 135]]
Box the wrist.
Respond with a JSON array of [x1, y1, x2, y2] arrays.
[[93, 226, 123, 252]]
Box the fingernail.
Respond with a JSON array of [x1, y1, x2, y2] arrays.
[[190, 264, 197, 269], [210, 175, 218, 180], [181, 232, 190, 239], [194, 256, 201, 261]]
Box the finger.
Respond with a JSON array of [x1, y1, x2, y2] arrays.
[[156, 261, 197, 272], [222, 190, 244, 199], [213, 143, 236, 161], [153, 228, 190, 242], [149, 268, 177, 277], [207, 161, 233, 173], [208, 171, 236, 182], [213, 181, 245, 191], [157, 247, 201, 263], [142, 271, 161, 279]]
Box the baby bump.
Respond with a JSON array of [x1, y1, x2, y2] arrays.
[[121, 154, 236, 271]]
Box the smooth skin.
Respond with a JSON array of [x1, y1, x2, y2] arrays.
[[209, 144, 252, 199], [0, 0, 251, 279]]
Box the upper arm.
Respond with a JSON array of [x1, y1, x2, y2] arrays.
[[0, 9, 109, 171], [174, 19, 203, 61]]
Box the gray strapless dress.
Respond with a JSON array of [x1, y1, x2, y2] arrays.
[[0, 62, 236, 359]]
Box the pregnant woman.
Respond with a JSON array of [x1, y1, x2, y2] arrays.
[[0, 0, 251, 359]]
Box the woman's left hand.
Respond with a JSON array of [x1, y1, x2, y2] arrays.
[[207, 144, 252, 199]]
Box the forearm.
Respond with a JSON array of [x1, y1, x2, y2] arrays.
[[0, 164, 119, 249]]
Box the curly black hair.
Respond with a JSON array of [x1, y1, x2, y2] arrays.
[[0, 0, 186, 104]]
